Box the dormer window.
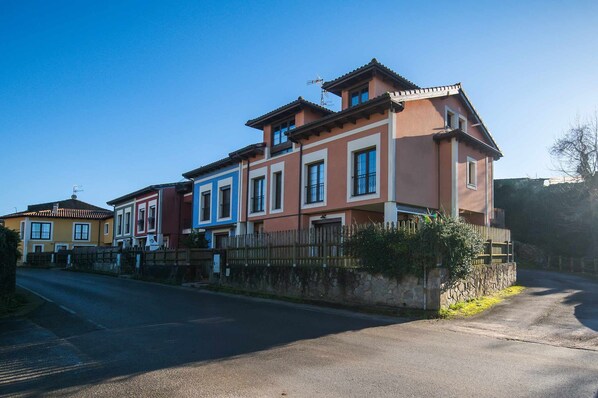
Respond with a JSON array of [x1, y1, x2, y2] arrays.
[[272, 119, 295, 146], [349, 86, 369, 107]]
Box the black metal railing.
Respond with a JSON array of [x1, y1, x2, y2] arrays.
[[148, 217, 156, 230], [137, 219, 145, 230], [306, 183, 324, 204], [353, 172, 376, 196], [251, 196, 264, 213]]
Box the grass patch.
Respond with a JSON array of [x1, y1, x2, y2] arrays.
[[0, 292, 29, 317], [439, 285, 525, 318]]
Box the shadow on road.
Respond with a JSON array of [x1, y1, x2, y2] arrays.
[[517, 268, 598, 333], [1, 269, 401, 396]]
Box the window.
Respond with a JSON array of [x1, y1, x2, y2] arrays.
[[349, 86, 369, 107], [272, 119, 295, 146], [125, 212, 131, 234], [219, 186, 231, 219], [273, 171, 283, 210], [73, 223, 90, 240], [19, 221, 25, 239], [138, 208, 145, 231], [467, 157, 477, 188], [307, 161, 325, 203], [201, 191, 211, 221], [458, 117, 467, 132], [446, 110, 455, 129], [117, 214, 123, 235], [148, 205, 156, 230], [251, 177, 265, 213], [56, 244, 68, 251], [104, 223, 109, 235], [33, 244, 43, 253], [31, 222, 51, 240], [353, 148, 376, 196]]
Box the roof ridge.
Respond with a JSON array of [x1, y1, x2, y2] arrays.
[[392, 83, 461, 96], [246, 97, 334, 129], [322, 58, 420, 91]]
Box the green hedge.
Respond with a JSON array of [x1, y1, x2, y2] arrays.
[[0, 225, 21, 296], [344, 215, 484, 282]]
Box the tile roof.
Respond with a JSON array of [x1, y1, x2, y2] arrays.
[[182, 156, 237, 179], [27, 198, 110, 212], [322, 58, 419, 94], [433, 129, 502, 159], [246, 97, 334, 129], [106, 183, 180, 206], [1, 208, 113, 220]]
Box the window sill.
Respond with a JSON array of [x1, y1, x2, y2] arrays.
[[467, 184, 477, 190], [347, 192, 380, 203]]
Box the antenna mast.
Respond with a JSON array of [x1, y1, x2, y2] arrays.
[[72, 185, 84, 200], [307, 76, 331, 107]]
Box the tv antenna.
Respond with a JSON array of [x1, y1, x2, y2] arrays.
[[72, 185, 84, 200], [307, 76, 331, 107]]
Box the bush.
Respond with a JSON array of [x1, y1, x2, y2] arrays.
[[344, 215, 484, 282], [181, 229, 209, 249], [0, 225, 21, 296]]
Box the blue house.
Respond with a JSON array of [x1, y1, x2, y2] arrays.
[[182, 157, 241, 248]]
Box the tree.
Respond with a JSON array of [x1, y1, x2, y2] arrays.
[[180, 229, 209, 249], [550, 112, 598, 256]]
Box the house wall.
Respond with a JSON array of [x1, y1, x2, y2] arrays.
[[192, 165, 240, 247], [134, 191, 159, 240], [113, 202, 135, 245]]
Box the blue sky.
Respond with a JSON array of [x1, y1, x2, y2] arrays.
[[1, 0, 597, 212]]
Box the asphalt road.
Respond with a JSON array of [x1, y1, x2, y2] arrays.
[[1, 268, 597, 397]]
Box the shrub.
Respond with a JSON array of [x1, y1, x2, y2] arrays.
[[344, 215, 484, 282], [181, 229, 209, 249], [0, 225, 21, 296]]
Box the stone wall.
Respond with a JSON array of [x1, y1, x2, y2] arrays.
[[438, 262, 517, 308], [217, 262, 516, 310]]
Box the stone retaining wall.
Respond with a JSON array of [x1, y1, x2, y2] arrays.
[[217, 262, 517, 310]]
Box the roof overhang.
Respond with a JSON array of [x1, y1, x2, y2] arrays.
[[322, 58, 419, 96], [433, 129, 503, 160], [182, 157, 236, 179], [107, 183, 177, 206], [229, 143, 266, 160], [287, 93, 404, 142], [246, 97, 334, 130]]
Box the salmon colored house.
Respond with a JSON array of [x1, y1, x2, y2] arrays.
[[237, 59, 502, 233]]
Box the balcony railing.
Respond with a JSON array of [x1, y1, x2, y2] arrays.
[[306, 183, 324, 204], [353, 172, 376, 196], [251, 196, 264, 213]]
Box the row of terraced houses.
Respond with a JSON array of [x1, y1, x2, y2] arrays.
[[3, 59, 503, 253]]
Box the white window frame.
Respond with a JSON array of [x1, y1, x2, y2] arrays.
[[115, 210, 123, 237], [445, 106, 457, 129], [72, 222, 91, 242], [269, 162, 285, 214], [346, 133, 381, 203], [124, 209, 132, 235], [458, 115, 468, 133], [249, 166, 268, 217], [467, 156, 477, 190], [217, 177, 233, 222], [55, 243, 69, 251], [137, 203, 146, 233], [104, 222, 109, 235], [147, 199, 157, 232], [33, 244, 44, 253], [30, 221, 53, 241], [301, 149, 327, 209], [198, 184, 212, 225]]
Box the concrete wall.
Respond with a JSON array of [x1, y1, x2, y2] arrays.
[[217, 262, 516, 310]]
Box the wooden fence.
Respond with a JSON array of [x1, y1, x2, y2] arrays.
[[542, 255, 598, 276], [221, 221, 513, 268]]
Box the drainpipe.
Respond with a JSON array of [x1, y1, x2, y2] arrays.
[[245, 158, 250, 233]]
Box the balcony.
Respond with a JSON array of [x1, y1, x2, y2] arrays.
[[251, 196, 264, 213], [306, 183, 324, 204], [353, 172, 376, 196]]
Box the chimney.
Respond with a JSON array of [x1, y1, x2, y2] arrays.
[[52, 203, 59, 214]]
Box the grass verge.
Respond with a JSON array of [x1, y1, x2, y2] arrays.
[[0, 291, 30, 318], [439, 285, 525, 318]]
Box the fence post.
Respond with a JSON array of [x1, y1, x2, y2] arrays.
[[267, 243, 271, 267], [292, 239, 297, 267], [570, 257, 574, 272], [323, 239, 327, 268], [559, 256, 562, 271], [581, 258, 585, 274], [547, 255, 551, 270], [488, 239, 493, 265]]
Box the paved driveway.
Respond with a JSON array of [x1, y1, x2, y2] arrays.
[[1, 268, 597, 397], [441, 269, 598, 350]]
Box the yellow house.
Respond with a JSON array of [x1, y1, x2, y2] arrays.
[[1, 198, 113, 262]]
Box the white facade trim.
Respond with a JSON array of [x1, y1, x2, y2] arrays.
[[269, 161, 285, 214], [466, 156, 478, 190], [54, 243, 69, 251], [32, 244, 44, 253], [216, 177, 234, 222], [147, 199, 157, 232], [301, 148, 328, 209], [346, 133, 381, 203], [302, 119, 389, 151], [72, 222, 92, 242], [451, 138, 459, 217], [194, 167, 239, 182], [137, 203, 147, 233], [124, 209, 132, 235], [198, 184, 212, 225], [29, 220, 54, 241], [308, 213, 346, 227], [248, 166, 268, 217], [388, 110, 397, 202]]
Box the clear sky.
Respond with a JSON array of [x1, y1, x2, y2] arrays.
[[1, 0, 597, 212]]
